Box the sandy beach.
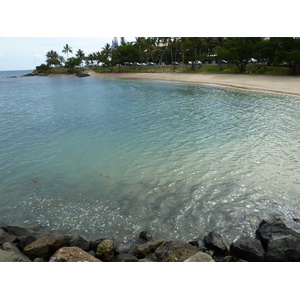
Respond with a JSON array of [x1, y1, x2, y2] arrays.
[[88, 71, 300, 96]]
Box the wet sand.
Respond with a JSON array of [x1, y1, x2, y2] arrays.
[[88, 71, 300, 96]]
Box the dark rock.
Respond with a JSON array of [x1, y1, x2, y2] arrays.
[[135, 240, 164, 259], [96, 239, 116, 261], [188, 240, 200, 248], [139, 230, 155, 242], [50, 247, 101, 262], [0, 242, 31, 262], [230, 237, 265, 262], [76, 72, 90, 77], [88, 250, 96, 257], [204, 232, 228, 253], [256, 218, 300, 249], [0, 228, 16, 245], [62, 235, 90, 251], [114, 254, 138, 262], [14, 235, 37, 251], [2, 225, 33, 237], [256, 219, 300, 261], [23, 235, 63, 261], [155, 241, 199, 262]]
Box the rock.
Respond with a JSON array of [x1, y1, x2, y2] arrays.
[[63, 235, 90, 251], [14, 235, 37, 251], [89, 237, 113, 252], [230, 237, 265, 262], [33, 257, 46, 262], [0, 228, 16, 245], [116, 243, 131, 254], [135, 240, 164, 259], [204, 232, 228, 253], [184, 251, 215, 262], [96, 239, 115, 261], [76, 72, 90, 77], [139, 230, 155, 242], [256, 219, 300, 261], [0, 242, 31, 262], [155, 241, 199, 262], [50, 247, 101, 262], [23, 235, 63, 261], [2, 225, 33, 237], [114, 254, 138, 262], [138, 258, 153, 262]]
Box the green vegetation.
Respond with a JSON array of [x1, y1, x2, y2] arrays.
[[36, 37, 300, 76]]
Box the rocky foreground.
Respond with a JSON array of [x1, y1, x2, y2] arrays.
[[1, 218, 300, 262]]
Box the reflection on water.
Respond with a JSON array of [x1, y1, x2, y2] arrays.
[[0, 74, 300, 244]]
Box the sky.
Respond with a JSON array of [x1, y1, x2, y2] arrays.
[[0, 37, 134, 71], [1, 0, 297, 71]]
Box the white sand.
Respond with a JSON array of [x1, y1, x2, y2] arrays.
[[88, 71, 300, 96]]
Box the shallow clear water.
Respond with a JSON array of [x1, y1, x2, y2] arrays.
[[1, 70, 300, 244]]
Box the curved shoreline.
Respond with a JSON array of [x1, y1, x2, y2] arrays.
[[88, 72, 300, 97]]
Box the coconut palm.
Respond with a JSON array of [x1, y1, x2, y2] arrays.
[[75, 49, 85, 66], [62, 44, 73, 59], [46, 50, 60, 67]]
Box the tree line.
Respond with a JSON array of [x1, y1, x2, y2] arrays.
[[38, 37, 300, 74]]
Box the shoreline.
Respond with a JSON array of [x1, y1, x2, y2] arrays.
[[87, 72, 300, 97], [1, 218, 300, 261]]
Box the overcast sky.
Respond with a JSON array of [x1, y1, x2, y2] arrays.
[[0, 1, 296, 71], [0, 37, 135, 71]]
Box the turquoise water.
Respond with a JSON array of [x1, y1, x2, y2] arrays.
[[1, 70, 300, 244]]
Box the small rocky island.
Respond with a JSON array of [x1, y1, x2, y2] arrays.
[[1, 218, 300, 262]]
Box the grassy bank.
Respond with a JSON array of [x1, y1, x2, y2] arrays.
[[91, 64, 292, 76], [36, 64, 293, 76]]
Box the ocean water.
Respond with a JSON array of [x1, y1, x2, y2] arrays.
[[1, 70, 300, 244]]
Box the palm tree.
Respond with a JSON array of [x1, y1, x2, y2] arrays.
[[76, 49, 85, 66], [62, 44, 73, 59], [46, 50, 60, 67]]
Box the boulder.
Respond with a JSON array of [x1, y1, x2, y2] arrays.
[[139, 230, 155, 242], [256, 219, 300, 261], [135, 240, 164, 259], [155, 241, 199, 262], [204, 232, 228, 253], [50, 247, 101, 262], [114, 254, 138, 262], [96, 239, 115, 261], [89, 237, 113, 252], [138, 258, 153, 262], [76, 72, 90, 77], [184, 251, 215, 262], [23, 235, 63, 261], [62, 235, 90, 251], [230, 237, 265, 262], [0, 242, 31, 262], [0, 228, 16, 245], [2, 226, 33, 237], [14, 235, 37, 251]]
